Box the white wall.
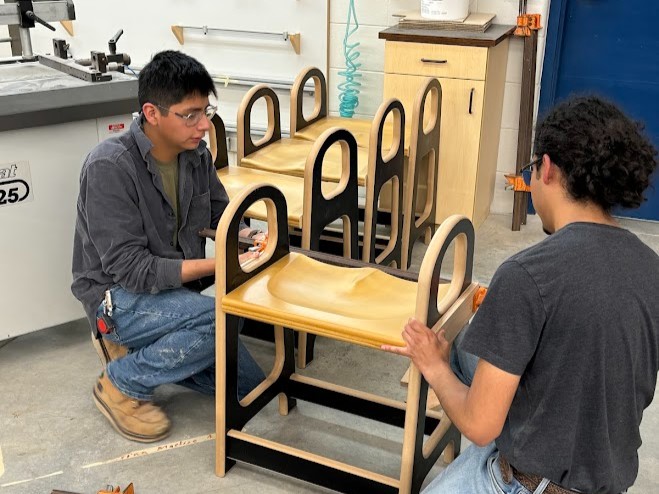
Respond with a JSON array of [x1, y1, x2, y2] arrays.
[[329, 0, 551, 215], [1, 1, 328, 134], [2, 0, 551, 216]]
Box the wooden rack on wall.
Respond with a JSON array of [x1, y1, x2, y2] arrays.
[[171, 25, 301, 54]]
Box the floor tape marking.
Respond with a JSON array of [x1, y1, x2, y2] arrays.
[[82, 433, 215, 469], [1, 470, 63, 488]]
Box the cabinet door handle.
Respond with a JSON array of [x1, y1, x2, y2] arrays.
[[469, 88, 475, 114], [420, 58, 447, 64]]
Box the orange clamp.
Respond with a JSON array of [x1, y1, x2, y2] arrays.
[[514, 13, 542, 37], [251, 233, 268, 254], [472, 287, 488, 312], [98, 484, 134, 494], [505, 174, 531, 193]]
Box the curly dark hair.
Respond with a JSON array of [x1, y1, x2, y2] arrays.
[[534, 96, 657, 212]]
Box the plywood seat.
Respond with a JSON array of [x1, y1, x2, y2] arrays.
[[215, 183, 480, 494], [223, 252, 451, 349], [218, 165, 388, 250], [290, 67, 411, 156], [294, 116, 411, 157], [219, 166, 312, 228], [218, 166, 304, 226], [238, 84, 370, 186], [240, 135, 370, 186], [212, 106, 406, 367]]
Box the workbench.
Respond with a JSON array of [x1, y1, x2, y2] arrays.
[[0, 61, 137, 339]]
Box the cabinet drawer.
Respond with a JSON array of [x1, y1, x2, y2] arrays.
[[384, 41, 487, 81]]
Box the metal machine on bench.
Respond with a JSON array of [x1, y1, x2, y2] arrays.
[[1, 0, 130, 82]]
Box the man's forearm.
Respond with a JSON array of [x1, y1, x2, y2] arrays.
[[425, 362, 480, 444], [181, 258, 215, 283]]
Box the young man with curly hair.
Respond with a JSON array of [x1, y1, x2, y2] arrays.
[[384, 96, 659, 494], [72, 51, 265, 443]]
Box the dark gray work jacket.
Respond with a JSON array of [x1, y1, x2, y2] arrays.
[[71, 118, 231, 326]]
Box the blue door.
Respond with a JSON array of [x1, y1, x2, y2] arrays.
[[539, 0, 659, 221]]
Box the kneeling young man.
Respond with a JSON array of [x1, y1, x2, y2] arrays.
[[384, 96, 658, 494], [72, 51, 265, 443]]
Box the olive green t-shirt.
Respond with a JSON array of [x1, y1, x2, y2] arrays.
[[154, 157, 179, 249]]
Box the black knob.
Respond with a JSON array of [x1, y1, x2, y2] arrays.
[[26, 11, 56, 31]]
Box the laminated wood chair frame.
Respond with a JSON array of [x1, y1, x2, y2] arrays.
[[362, 98, 405, 268], [401, 78, 442, 270], [290, 66, 329, 137], [296, 127, 360, 368], [237, 84, 282, 165], [237, 84, 370, 185], [211, 108, 406, 269], [289, 68, 441, 270], [290, 66, 397, 151], [215, 183, 480, 494], [212, 114, 316, 229], [211, 114, 363, 366]]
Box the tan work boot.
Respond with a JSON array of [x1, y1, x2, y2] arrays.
[[93, 373, 171, 443], [91, 332, 129, 369]]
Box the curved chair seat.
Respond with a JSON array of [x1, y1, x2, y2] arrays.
[[223, 252, 451, 348], [218, 166, 338, 228], [219, 167, 304, 228], [216, 184, 479, 493], [295, 116, 411, 157], [241, 137, 370, 186]]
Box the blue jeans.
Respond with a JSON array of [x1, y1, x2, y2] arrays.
[[99, 285, 265, 401], [423, 441, 540, 494], [423, 327, 538, 494]]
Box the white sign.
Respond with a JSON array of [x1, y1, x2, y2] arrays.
[[0, 160, 33, 208]]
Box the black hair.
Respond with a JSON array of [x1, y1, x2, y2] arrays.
[[138, 50, 216, 108], [534, 96, 657, 212]]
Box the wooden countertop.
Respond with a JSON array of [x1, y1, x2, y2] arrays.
[[379, 24, 515, 47]]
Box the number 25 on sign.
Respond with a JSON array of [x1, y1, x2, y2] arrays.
[[0, 161, 33, 208]]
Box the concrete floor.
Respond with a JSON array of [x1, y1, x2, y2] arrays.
[[1, 213, 658, 494]]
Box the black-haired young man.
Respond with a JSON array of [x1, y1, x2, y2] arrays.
[[384, 96, 659, 494], [72, 50, 264, 443]]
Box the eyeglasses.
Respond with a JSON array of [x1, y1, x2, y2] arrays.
[[154, 104, 217, 127], [521, 156, 542, 186]]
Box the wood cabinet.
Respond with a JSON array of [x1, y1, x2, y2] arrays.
[[380, 25, 513, 227]]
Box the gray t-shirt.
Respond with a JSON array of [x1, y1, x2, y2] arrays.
[[463, 222, 659, 494]]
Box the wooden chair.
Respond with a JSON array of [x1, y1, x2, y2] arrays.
[[290, 66, 410, 154], [288, 68, 442, 270], [211, 113, 334, 228], [211, 107, 406, 269], [237, 84, 370, 185], [214, 183, 480, 494], [401, 78, 442, 270], [211, 115, 362, 367], [362, 98, 405, 268]]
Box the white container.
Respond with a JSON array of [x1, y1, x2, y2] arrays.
[[421, 0, 469, 21]]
